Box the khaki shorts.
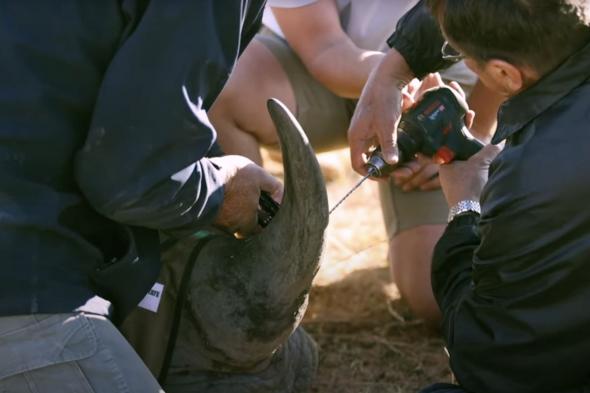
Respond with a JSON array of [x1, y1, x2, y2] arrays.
[[257, 29, 448, 236]]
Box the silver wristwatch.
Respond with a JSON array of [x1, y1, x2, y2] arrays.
[[447, 200, 481, 223]]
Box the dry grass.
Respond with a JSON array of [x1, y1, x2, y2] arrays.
[[283, 149, 452, 393]]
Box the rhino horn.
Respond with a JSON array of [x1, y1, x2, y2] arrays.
[[254, 98, 329, 285], [182, 98, 329, 370]]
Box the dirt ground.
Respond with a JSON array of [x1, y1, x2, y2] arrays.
[[298, 150, 451, 393]]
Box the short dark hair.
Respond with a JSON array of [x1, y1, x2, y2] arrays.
[[428, 0, 590, 74]]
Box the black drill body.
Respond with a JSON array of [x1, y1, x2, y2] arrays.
[[367, 86, 484, 177]]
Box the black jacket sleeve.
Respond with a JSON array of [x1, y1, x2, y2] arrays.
[[431, 153, 590, 392], [432, 210, 536, 392], [432, 213, 480, 316], [75, 1, 252, 232], [386, 0, 454, 78]]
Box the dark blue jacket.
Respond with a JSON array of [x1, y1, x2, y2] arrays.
[[0, 0, 263, 318]]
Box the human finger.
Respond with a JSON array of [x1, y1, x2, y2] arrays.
[[465, 109, 475, 129], [419, 174, 441, 191], [414, 73, 445, 100], [448, 80, 467, 100], [349, 137, 373, 176], [256, 166, 284, 203], [402, 162, 440, 191], [401, 90, 416, 111], [405, 78, 421, 98], [348, 107, 376, 175], [374, 113, 400, 166], [391, 160, 421, 184], [235, 210, 261, 238]]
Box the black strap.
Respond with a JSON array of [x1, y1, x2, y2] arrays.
[[159, 237, 180, 253], [157, 235, 213, 385]]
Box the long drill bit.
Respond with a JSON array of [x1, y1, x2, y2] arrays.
[[329, 171, 374, 215]]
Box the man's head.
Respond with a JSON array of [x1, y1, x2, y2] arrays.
[[429, 0, 590, 96]]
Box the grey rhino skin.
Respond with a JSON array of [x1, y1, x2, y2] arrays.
[[164, 99, 329, 393]]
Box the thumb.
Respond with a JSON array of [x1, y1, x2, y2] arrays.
[[349, 136, 373, 176], [378, 122, 400, 165], [380, 138, 399, 165], [473, 142, 504, 165], [465, 109, 475, 129], [401, 90, 416, 112], [257, 168, 284, 203]]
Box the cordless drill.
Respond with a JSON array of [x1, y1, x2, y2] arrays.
[[366, 86, 484, 177]]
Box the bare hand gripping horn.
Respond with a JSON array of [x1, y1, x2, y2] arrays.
[[161, 99, 330, 393]]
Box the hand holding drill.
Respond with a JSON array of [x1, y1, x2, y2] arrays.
[[366, 83, 484, 178], [367, 80, 504, 211], [330, 81, 485, 214]]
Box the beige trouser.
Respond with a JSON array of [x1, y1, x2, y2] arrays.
[[0, 313, 163, 393]]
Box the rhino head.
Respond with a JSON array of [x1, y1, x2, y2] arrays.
[[165, 99, 329, 392]]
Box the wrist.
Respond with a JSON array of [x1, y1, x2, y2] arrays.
[[379, 48, 413, 89], [448, 199, 481, 223]]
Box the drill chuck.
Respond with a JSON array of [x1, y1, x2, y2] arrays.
[[365, 152, 389, 177]]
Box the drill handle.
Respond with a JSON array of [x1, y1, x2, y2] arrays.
[[445, 125, 485, 161]]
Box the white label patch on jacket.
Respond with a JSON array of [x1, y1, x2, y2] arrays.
[[137, 282, 164, 313]]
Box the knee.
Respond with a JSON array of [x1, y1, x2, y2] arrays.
[[209, 84, 240, 130], [388, 224, 444, 325]]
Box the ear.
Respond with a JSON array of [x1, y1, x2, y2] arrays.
[[485, 59, 525, 95]]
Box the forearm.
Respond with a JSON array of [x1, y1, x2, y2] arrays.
[[77, 149, 225, 231], [373, 47, 414, 88], [431, 210, 566, 392], [431, 213, 480, 313], [305, 39, 384, 98], [76, 83, 226, 232], [434, 146, 502, 298], [273, 0, 383, 98]]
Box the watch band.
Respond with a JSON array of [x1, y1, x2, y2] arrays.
[[448, 200, 481, 223]]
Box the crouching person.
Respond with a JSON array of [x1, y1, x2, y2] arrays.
[[0, 2, 307, 393], [349, 0, 590, 392]]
